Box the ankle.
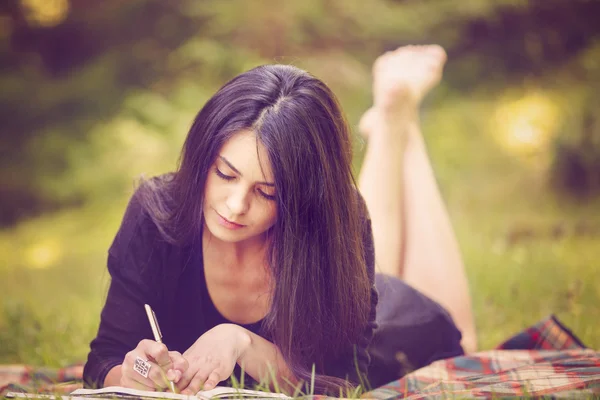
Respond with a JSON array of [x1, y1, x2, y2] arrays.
[[378, 103, 420, 125], [360, 106, 419, 139]]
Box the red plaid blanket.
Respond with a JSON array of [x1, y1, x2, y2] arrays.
[[2, 315, 599, 399], [367, 349, 600, 399], [366, 315, 600, 399]]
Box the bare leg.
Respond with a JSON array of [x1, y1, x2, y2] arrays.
[[358, 45, 478, 353]]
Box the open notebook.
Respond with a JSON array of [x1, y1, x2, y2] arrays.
[[6, 385, 291, 400]]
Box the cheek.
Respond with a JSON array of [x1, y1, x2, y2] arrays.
[[267, 204, 278, 226], [204, 175, 223, 201], [202, 181, 212, 208], [259, 203, 278, 227]]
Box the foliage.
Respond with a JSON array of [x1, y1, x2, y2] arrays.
[[2, 0, 600, 225]]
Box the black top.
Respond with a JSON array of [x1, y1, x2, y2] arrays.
[[83, 187, 378, 389]]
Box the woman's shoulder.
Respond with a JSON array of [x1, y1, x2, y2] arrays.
[[353, 186, 371, 225], [108, 173, 177, 259]]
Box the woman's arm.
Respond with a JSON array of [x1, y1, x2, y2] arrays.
[[237, 328, 298, 392], [178, 324, 299, 395], [104, 365, 123, 387], [84, 189, 186, 390]]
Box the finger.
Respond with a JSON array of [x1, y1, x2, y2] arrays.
[[181, 371, 208, 395], [176, 361, 193, 391], [202, 370, 223, 391], [146, 359, 173, 390], [146, 341, 172, 369], [167, 351, 188, 383], [169, 351, 188, 371], [167, 369, 182, 383], [177, 362, 200, 392], [140, 345, 174, 389], [180, 356, 224, 394], [122, 352, 161, 390], [178, 352, 216, 388]]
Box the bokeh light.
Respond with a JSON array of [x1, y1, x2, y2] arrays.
[[20, 0, 69, 27], [25, 240, 62, 269], [492, 90, 561, 159]]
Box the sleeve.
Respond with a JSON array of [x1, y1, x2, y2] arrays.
[[83, 191, 167, 388]]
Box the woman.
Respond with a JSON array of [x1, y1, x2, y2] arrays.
[[83, 45, 474, 395]]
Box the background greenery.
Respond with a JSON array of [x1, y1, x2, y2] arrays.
[[1, 0, 599, 368]]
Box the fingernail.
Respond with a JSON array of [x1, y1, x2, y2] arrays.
[[173, 370, 182, 383], [167, 369, 176, 380]]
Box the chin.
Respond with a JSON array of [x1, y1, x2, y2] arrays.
[[206, 221, 241, 241]]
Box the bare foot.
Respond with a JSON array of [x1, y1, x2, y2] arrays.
[[359, 45, 447, 138]]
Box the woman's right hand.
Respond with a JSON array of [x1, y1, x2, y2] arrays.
[[119, 339, 188, 391]]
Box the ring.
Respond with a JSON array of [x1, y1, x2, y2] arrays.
[[133, 356, 151, 378]]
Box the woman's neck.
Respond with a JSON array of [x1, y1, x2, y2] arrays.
[[201, 224, 273, 324], [201, 226, 269, 271]]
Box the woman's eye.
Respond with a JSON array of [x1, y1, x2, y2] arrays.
[[215, 168, 235, 181], [257, 188, 276, 201]]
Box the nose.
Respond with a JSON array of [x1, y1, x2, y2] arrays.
[[225, 186, 250, 217]]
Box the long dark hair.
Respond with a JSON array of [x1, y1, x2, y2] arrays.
[[139, 65, 371, 393]]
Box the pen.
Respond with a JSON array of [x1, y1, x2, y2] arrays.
[[144, 303, 177, 393]]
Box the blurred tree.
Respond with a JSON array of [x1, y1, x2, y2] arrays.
[[551, 91, 600, 197], [0, 0, 201, 225], [447, 0, 600, 87], [1, 0, 599, 226]]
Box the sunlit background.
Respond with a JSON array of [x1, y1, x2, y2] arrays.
[[1, 0, 599, 366]]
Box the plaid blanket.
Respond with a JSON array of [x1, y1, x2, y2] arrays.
[[367, 349, 600, 399], [1, 315, 599, 399], [367, 315, 600, 399]]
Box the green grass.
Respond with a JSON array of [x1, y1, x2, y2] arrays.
[[457, 161, 600, 349], [0, 199, 125, 365], [422, 94, 600, 350]]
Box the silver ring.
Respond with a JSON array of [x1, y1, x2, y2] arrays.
[[133, 356, 151, 378]]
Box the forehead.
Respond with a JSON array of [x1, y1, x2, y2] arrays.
[[221, 130, 258, 149], [219, 130, 273, 178]]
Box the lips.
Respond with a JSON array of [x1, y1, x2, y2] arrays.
[[215, 211, 245, 229]]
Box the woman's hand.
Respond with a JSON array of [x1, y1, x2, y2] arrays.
[[178, 324, 251, 395], [120, 339, 188, 391]]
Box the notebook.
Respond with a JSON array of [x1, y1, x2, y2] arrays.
[[6, 385, 291, 400]]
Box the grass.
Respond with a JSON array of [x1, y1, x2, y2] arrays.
[[423, 96, 600, 351], [0, 198, 125, 366]]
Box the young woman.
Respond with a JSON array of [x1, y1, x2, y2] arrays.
[[83, 45, 475, 395]]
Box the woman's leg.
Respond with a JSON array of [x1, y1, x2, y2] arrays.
[[358, 45, 478, 353]]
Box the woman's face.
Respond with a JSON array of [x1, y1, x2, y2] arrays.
[[203, 130, 277, 244]]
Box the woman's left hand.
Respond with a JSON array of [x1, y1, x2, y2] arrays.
[[178, 324, 251, 394]]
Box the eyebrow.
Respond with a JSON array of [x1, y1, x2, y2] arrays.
[[218, 156, 275, 187]]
